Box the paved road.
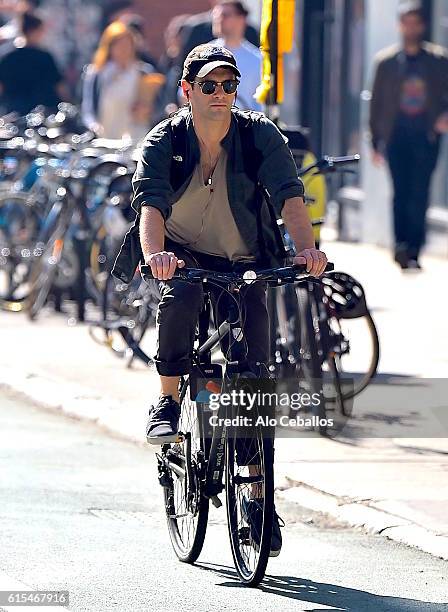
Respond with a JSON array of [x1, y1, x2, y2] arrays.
[[0, 392, 447, 612]]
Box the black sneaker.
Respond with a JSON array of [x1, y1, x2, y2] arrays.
[[242, 498, 285, 557], [394, 245, 409, 270], [146, 395, 181, 444], [406, 258, 422, 271]]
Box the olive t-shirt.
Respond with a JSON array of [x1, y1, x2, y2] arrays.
[[165, 148, 254, 261]]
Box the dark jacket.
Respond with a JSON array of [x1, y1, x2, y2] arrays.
[[112, 107, 304, 283], [369, 42, 448, 152]]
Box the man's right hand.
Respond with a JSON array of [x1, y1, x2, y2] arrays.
[[372, 151, 385, 167], [146, 251, 185, 280]]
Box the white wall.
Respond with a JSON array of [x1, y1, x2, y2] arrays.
[[360, 0, 400, 247]]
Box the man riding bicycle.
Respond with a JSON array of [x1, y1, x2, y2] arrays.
[[113, 43, 328, 556]]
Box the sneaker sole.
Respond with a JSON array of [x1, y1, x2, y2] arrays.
[[146, 433, 179, 445]]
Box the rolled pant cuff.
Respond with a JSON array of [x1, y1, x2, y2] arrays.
[[155, 359, 192, 376]]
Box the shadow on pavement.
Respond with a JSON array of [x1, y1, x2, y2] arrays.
[[398, 445, 448, 457], [366, 373, 427, 386], [196, 563, 447, 611]]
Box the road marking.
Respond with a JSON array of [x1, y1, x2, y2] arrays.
[[0, 570, 70, 611]]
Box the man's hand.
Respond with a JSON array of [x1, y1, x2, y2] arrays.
[[146, 251, 185, 280], [293, 248, 328, 277], [434, 113, 448, 134], [372, 151, 385, 167]]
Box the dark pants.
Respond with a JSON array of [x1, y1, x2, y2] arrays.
[[386, 129, 439, 260], [154, 239, 270, 376]]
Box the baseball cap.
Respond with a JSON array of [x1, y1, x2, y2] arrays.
[[182, 44, 241, 82]]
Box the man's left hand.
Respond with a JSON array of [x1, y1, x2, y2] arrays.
[[293, 248, 328, 277], [435, 113, 448, 134]]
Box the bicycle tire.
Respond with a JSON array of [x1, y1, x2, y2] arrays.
[[0, 193, 41, 306], [296, 283, 328, 435], [100, 272, 154, 367], [164, 377, 209, 563], [225, 415, 274, 586], [27, 198, 74, 320], [325, 311, 380, 402]]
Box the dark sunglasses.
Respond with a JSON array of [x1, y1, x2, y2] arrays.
[[191, 79, 239, 95]]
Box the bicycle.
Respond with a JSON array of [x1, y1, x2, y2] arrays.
[[140, 261, 333, 587], [269, 155, 380, 423]]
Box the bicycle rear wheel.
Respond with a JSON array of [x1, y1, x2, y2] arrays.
[[162, 377, 209, 563], [226, 417, 274, 587], [324, 312, 380, 402]]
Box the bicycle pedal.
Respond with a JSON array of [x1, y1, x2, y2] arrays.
[[238, 526, 250, 544], [210, 495, 222, 508]]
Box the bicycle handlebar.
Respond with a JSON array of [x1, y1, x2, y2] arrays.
[[140, 262, 334, 286], [298, 154, 360, 178]]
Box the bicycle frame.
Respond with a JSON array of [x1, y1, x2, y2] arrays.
[[183, 286, 250, 507]]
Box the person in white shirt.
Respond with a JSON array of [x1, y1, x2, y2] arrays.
[[211, 0, 262, 111]]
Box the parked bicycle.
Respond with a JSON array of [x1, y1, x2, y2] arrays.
[[269, 155, 380, 426], [0, 104, 137, 320]]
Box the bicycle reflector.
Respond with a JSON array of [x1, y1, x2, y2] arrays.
[[243, 270, 257, 284], [321, 272, 369, 319]]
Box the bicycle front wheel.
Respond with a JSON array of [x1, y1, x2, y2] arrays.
[[225, 421, 274, 587], [163, 377, 209, 563]]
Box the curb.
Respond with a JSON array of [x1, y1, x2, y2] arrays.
[[0, 368, 147, 447], [1, 368, 447, 562], [277, 479, 448, 561]]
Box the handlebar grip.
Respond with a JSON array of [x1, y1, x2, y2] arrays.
[[140, 264, 191, 281], [327, 154, 360, 166], [292, 262, 334, 272]]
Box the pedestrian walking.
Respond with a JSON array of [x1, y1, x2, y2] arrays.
[[369, 1, 448, 270], [211, 0, 262, 111], [81, 21, 165, 141], [178, 0, 258, 66], [0, 0, 40, 45], [0, 10, 64, 115], [119, 13, 160, 72], [157, 14, 191, 117]]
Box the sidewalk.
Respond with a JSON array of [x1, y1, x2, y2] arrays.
[[1, 241, 447, 560]]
